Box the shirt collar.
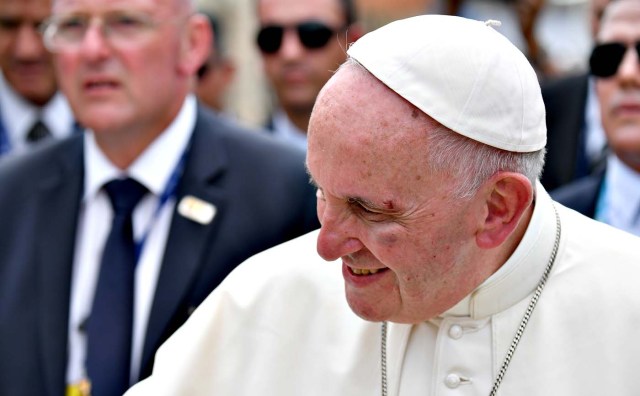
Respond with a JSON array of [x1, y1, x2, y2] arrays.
[[272, 109, 308, 151], [440, 182, 560, 319], [0, 71, 74, 141], [0, 71, 31, 139], [604, 154, 640, 229], [41, 92, 75, 138], [83, 95, 197, 200]]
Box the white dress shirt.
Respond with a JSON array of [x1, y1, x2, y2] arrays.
[[0, 72, 75, 155], [596, 155, 640, 237], [66, 95, 197, 385], [271, 110, 308, 152]]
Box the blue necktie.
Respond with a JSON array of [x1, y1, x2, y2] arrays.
[[86, 178, 148, 396]]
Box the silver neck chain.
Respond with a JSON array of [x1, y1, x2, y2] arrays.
[[381, 205, 561, 396]]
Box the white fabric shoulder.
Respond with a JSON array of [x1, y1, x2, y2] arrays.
[[126, 230, 381, 396]]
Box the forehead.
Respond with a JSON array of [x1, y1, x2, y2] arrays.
[[0, 0, 51, 16], [311, 68, 421, 144], [598, 1, 640, 41], [52, 0, 170, 14], [308, 67, 432, 189], [258, 0, 344, 24]]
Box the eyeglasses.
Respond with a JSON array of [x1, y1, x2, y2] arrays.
[[256, 21, 343, 54], [589, 41, 640, 78], [40, 11, 176, 52]]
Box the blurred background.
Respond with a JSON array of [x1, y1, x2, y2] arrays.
[[196, 0, 593, 128]]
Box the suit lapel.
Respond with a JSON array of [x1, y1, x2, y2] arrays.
[[36, 136, 84, 396], [140, 108, 227, 376]]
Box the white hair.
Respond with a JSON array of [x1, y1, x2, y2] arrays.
[[425, 123, 545, 199]]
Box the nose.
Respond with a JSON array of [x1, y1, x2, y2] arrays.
[[616, 45, 640, 86], [316, 202, 364, 261], [78, 19, 111, 59], [278, 28, 305, 60], [14, 23, 47, 59]]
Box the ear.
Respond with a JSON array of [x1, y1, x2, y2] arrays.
[[178, 13, 213, 77], [475, 172, 534, 249]]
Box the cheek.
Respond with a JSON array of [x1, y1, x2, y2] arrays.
[[263, 58, 281, 77], [53, 55, 78, 80], [54, 60, 74, 89], [608, 125, 640, 158], [0, 39, 10, 57], [596, 81, 615, 119]]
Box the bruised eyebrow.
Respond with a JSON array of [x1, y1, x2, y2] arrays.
[[347, 196, 378, 209], [348, 196, 398, 213], [306, 167, 397, 212]]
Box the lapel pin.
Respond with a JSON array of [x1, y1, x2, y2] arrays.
[[178, 195, 217, 225]]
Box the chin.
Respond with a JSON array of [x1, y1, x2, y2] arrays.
[[78, 108, 130, 133], [345, 295, 390, 323]]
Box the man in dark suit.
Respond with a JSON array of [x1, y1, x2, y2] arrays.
[[540, 0, 611, 191], [0, 0, 76, 157], [541, 73, 591, 190], [550, 166, 603, 218], [552, 0, 640, 238], [0, 0, 319, 395]]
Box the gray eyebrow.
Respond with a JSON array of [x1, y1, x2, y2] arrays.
[[305, 163, 317, 188]]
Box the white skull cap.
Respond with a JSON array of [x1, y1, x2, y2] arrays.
[[347, 15, 546, 152]]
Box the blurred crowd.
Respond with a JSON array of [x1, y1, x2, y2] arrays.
[[197, 0, 599, 125]]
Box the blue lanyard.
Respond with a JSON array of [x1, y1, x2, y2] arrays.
[[133, 144, 190, 263]]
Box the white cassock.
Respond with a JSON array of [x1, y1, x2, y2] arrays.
[[126, 185, 640, 395]]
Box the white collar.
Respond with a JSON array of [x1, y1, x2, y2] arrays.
[[0, 71, 74, 142], [601, 155, 640, 233], [83, 95, 197, 200], [272, 109, 308, 151]]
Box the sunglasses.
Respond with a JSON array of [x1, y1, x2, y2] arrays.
[[589, 41, 640, 78], [256, 21, 342, 54]]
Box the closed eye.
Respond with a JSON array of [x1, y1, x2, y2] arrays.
[[347, 197, 390, 222]]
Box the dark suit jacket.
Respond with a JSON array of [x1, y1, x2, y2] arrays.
[[540, 73, 590, 191], [0, 105, 319, 395], [550, 170, 604, 219]]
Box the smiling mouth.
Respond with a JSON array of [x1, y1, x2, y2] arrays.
[[350, 267, 385, 276]]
